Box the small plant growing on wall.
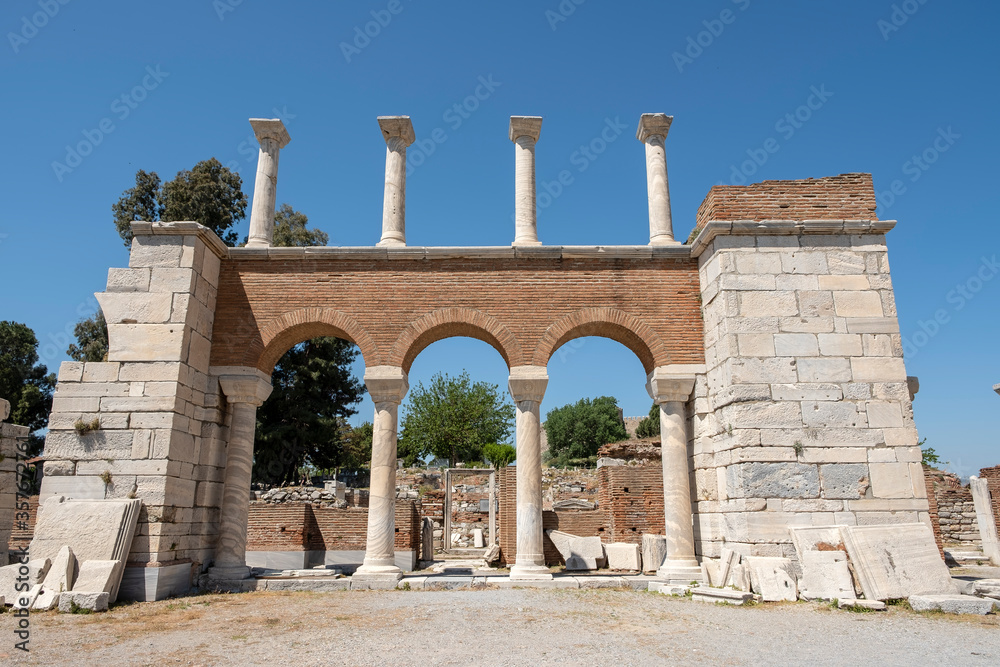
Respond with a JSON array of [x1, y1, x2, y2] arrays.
[[74, 417, 101, 436], [793, 441, 804, 456], [99, 470, 112, 487]]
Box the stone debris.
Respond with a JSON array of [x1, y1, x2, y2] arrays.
[[908, 594, 999, 615], [73, 560, 119, 594], [32, 545, 76, 610], [13, 584, 42, 610], [837, 598, 886, 611], [605, 543, 641, 571], [472, 528, 485, 549], [58, 591, 109, 613], [691, 586, 759, 606], [798, 551, 855, 601], [641, 534, 667, 574], [727, 563, 752, 592], [840, 524, 956, 601], [545, 530, 606, 570], [746, 557, 798, 602], [483, 543, 502, 566], [0, 558, 51, 603], [789, 526, 847, 560], [969, 579, 1000, 599]]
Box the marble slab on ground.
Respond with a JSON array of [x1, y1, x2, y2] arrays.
[[0, 558, 50, 603], [13, 584, 42, 610], [546, 530, 606, 570], [840, 524, 955, 600], [41, 545, 76, 592], [605, 543, 641, 571], [798, 551, 854, 601], [691, 586, 758, 605], [726, 563, 751, 592], [641, 534, 667, 574], [59, 591, 109, 612], [747, 557, 798, 602], [909, 594, 999, 615], [789, 525, 847, 559], [73, 560, 119, 594]]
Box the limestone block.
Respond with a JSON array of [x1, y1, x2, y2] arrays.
[[58, 591, 109, 613], [746, 512, 813, 542], [106, 267, 151, 292], [840, 523, 954, 600], [740, 291, 798, 317], [846, 317, 899, 334], [773, 333, 818, 357], [866, 448, 896, 463], [865, 401, 903, 428], [118, 362, 184, 382], [797, 358, 852, 383], [908, 594, 998, 615], [691, 586, 758, 605], [58, 361, 84, 382], [38, 475, 107, 500], [605, 543, 641, 571], [780, 252, 828, 274], [771, 383, 842, 402], [778, 317, 834, 334], [97, 292, 173, 325], [720, 274, 776, 291], [73, 560, 119, 594], [0, 559, 50, 602], [802, 401, 864, 428], [737, 333, 775, 357], [43, 431, 134, 461], [818, 275, 869, 290], [39, 545, 76, 594], [642, 535, 668, 574], [868, 462, 914, 499], [797, 291, 835, 318], [703, 558, 725, 586], [819, 464, 869, 499], [817, 334, 862, 356], [730, 358, 797, 385], [14, 584, 42, 609], [788, 526, 846, 559], [970, 477, 1000, 565], [32, 587, 61, 611], [851, 357, 906, 383], [129, 235, 184, 268], [837, 598, 885, 610], [43, 460, 76, 476], [727, 463, 820, 499], [826, 251, 866, 274], [735, 253, 781, 274], [833, 292, 883, 318], [727, 563, 752, 591], [107, 324, 187, 362], [798, 551, 854, 600], [746, 557, 797, 602], [721, 401, 802, 429]]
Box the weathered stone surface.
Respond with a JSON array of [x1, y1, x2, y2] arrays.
[[746, 556, 797, 602], [727, 462, 820, 499], [552, 498, 596, 511], [58, 591, 110, 613], [605, 543, 641, 571], [545, 530, 605, 570], [819, 464, 869, 499], [908, 594, 998, 615], [837, 598, 886, 610], [840, 524, 955, 600], [789, 526, 847, 559], [74, 560, 119, 594], [642, 534, 667, 574], [32, 587, 61, 611], [14, 584, 42, 609], [727, 563, 751, 592], [798, 551, 854, 600], [691, 586, 758, 605], [0, 559, 50, 602], [34, 545, 76, 610]]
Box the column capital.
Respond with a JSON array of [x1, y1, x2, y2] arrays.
[[250, 118, 291, 149], [364, 366, 408, 404], [645, 364, 705, 404], [636, 113, 672, 143], [0, 398, 9, 421], [508, 365, 548, 403], [509, 116, 542, 142], [217, 369, 273, 407], [377, 116, 415, 146]]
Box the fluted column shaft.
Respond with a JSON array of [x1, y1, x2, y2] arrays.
[[246, 119, 291, 248], [377, 116, 415, 247], [508, 366, 551, 580]]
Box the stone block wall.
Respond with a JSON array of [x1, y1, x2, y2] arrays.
[[41, 223, 230, 575], [924, 468, 980, 547], [690, 216, 926, 561], [979, 466, 1000, 537]]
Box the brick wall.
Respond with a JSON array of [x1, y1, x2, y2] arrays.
[[695, 173, 877, 231], [924, 468, 944, 557], [924, 467, 980, 547], [979, 466, 1000, 538]]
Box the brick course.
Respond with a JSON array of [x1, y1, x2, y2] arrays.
[[246, 500, 419, 553]]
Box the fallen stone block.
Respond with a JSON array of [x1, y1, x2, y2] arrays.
[[0, 558, 51, 603], [703, 558, 725, 587], [727, 563, 752, 592], [32, 588, 61, 611], [39, 545, 76, 595], [74, 560, 120, 594], [747, 557, 797, 602], [13, 584, 42, 610], [691, 586, 758, 606], [970, 579, 1000, 599], [546, 530, 605, 570], [789, 525, 847, 560], [840, 524, 955, 601], [605, 543, 641, 571], [909, 594, 999, 615], [655, 584, 691, 596], [837, 598, 886, 611], [58, 591, 109, 613], [799, 551, 854, 601], [642, 534, 667, 574]]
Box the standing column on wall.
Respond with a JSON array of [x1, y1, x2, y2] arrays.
[[646, 365, 704, 583], [246, 119, 291, 248], [508, 365, 552, 580], [636, 113, 678, 246], [509, 116, 543, 247], [376, 116, 416, 247], [354, 366, 408, 587], [208, 370, 273, 580]]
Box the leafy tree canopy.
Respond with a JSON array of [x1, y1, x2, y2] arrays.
[[483, 443, 516, 468], [67, 310, 108, 362], [272, 204, 329, 247], [544, 396, 628, 467], [398, 371, 515, 468], [113, 158, 247, 247], [635, 403, 659, 438], [0, 322, 56, 455]]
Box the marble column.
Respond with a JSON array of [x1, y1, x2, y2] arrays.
[[246, 119, 291, 248], [355, 366, 408, 583], [636, 113, 679, 246], [646, 365, 702, 583], [208, 371, 273, 580], [376, 116, 415, 247], [508, 365, 552, 580], [509, 116, 543, 247]]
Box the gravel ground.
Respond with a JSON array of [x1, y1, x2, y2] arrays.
[[1, 587, 998, 666]]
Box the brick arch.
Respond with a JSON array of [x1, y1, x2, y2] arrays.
[[389, 308, 525, 372], [253, 308, 378, 373], [533, 308, 666, 374]]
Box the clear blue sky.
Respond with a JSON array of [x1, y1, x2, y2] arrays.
[[1, 1, 997, 476]]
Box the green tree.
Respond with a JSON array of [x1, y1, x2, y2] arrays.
[[112, 158, 247, 247], [398, 371, 515, 468], [67, 310, 108, 362], [919, 437, 946, 467], [635, 403, 659, 438], [544, 396, 628, 467], [483, 443, 516, 468], [272, 204, 329, 247], [0, 322, 56, 455], [342, 421, 374, 471]]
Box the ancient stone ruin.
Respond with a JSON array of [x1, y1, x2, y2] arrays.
[[9, 112, 998, 611]]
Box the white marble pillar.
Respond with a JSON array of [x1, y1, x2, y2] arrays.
[[208, 371, 273, 580], [508, 365, 551, 580], [970, 477, 1000, 566], [636, 113, 678, 246], [509, 116, 543, 247], [246, 119, 291, 248], [355, 366, 408, 582], [646, 365, 702, 583], [376, 116, 415, 247]]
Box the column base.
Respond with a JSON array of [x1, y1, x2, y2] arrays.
[[509, 563, 553, 581], [512, 240, 543, 247], [206, 564, 251, 581], [351, 564, 403, 590], [656, 559, 704, 584], [245, 239, 270, 248], [649, 236, 681, 246], [376, 238, 406, 247]]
